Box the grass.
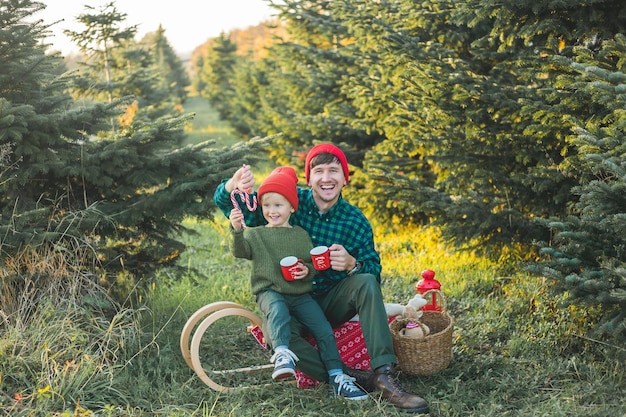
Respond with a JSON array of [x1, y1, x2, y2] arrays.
[[181, 95, 241, 147]]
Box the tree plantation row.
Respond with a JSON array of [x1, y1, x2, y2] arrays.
[[1, 0, 624, 339]]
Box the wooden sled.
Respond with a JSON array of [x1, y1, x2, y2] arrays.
[[181, 301, 383, 392], [180, 301, 273, 393]]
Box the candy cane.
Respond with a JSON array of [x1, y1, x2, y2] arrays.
[[230, 189, 257, 229]]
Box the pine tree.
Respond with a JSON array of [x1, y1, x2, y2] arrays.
[[227, 59, 263, 138], [531, 34, 626, 339], [223, 0, 380, 164], [139, 25, 190, 106], [199, 33, 240, 122], [65, 2, 187, 128], [321, 0, 625, 253], [64, 1, 138, 107], [191, 0, 624, 269], [0, 0, 269, 302]]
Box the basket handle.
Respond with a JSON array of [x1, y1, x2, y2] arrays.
[[421, 289, 447, 312]]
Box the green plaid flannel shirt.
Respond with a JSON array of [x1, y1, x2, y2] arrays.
[[214, 180, 382, 296]]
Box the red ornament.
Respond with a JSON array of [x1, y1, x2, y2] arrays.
[[415, 269, 442, 311]]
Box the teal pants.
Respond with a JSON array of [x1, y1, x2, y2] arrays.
[[286, 273, 397, 382], [257, 289, 344, 374]]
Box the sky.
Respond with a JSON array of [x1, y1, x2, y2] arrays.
[[35, 0, 277, 55]]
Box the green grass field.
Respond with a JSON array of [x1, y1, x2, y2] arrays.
[[181, 95, 241, 147]]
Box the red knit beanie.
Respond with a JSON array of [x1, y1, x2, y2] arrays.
[[304, 143, 350, 184], [258, 166, 299, 210]]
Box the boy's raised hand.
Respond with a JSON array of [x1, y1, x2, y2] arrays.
[[229, 208, 244, 231]]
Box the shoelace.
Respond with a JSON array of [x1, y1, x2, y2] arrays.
[[270, 348, 299, 365], [384, 372, 409, 395], [334, 374, 361, 393]]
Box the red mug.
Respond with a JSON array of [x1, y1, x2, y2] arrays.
[[280, 256, 302, 281], [310, 246, 331, 270]]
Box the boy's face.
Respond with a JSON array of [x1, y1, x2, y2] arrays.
[[261, 192, 294, 227], [308, 160, 346, 206]]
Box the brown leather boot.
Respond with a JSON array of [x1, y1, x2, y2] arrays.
[[345, 367, 376, 392], [373, 364, 429, 414]]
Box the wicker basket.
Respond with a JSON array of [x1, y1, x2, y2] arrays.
[[390, 291, 453, 376]]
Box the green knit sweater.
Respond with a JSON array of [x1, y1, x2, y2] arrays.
[[231, 226, 317, 295]]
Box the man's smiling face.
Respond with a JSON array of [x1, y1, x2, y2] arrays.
[[308, 160, 346, 209]]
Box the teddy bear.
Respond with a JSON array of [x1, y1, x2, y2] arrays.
[[380, 293, 428, 318], [398, 294, 431, 338], [350, 293, 430, 336], [402, 293, 428, 321]]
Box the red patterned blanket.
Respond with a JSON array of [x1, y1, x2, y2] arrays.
[[250, 318, 395, 388]]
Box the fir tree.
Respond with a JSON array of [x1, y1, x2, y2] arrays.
[[199, 33, 240, 123], [0, 0, 269, 302], [65, 2, 186, 128], [139, 25, 190, 106], [224, 0, 380, 163], [531, 35, 626, 339], [64, 1, 138, 107]]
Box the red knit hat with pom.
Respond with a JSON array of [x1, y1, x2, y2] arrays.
[[258, 166, 299, 210], [305, 143, 349, 184]]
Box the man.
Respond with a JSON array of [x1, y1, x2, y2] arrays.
[[213, 143, 428, 414]]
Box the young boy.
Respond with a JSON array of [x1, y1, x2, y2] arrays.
[[229, 166, 368, 400]]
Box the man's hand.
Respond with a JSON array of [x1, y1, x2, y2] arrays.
[[226, 164, 255, 194], [328, 244, 357, 272]]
